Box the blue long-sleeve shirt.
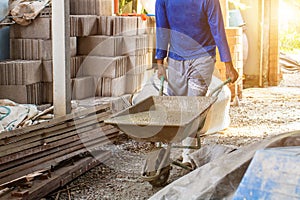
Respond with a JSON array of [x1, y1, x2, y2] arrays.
[[155, 0, 231, 62]]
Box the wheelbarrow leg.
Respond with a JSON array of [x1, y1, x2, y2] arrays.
[[141, 144, 172, 187], [172, 133, 202, 149]]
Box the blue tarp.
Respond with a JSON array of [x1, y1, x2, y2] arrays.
[[233, 147, 300, 200]]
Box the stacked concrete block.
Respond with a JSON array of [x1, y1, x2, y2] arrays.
[[146, 52, 154, 69], [26, 83, 44, 105], [145, 16, 156, 64], [128, 53, 149, 73], [0, 60, 43, 104], [145, 16, 156, 34], [10, 17, 52, 40], [78, 55, 128, 96], [69, 2, 122, 100], [137, 17, 147, 35], [42, 56, 90, 101], [125, 54, 147, 95], [70, 56, 85, 78], [10, 39, 52, 60], [4, 3, 156, 103], [71, 76, 96, 100], [78, 34, 149, 57], [78, 35, 123, 57], [77, 34, 151, 96], [41, 82, 53, 103], [0, 85, 29, 104], [122, 34, 149, 56], [81, 56, 128, 78], [42, 56, 84, 83], [70, 0, 113, 16], [125, 72, 144, 94], [0, 60, 42, 85], [102, 75, 126, 97], [6, 13, 81, 104], [41, 60, 53, 83], [216, 27, 243, 100], [147, 33, 155, 51], [76, 13, 155, 97], [70, 15, 98, 37], [9, 16, 53, 106], [70, 37, 78, 57], [98, 16, 114, 36], [98, 16, 154, 36], [113, 16, 138, 36]]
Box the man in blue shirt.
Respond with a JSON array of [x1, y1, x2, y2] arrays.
[[155, 0, 239, 167]]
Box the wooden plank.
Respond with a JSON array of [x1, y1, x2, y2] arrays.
[[0, 135, 80, 172], [0, 152, 111, 199], [0, 103, 110, 140], [262, 0, 270, 87], [0, 123, 113, 170], [0, 122, 99, 158], [23, 152, 110, 200], [0, 111, 111, 154], [0, 170, 47, 190], [0, 123, 107, 165], [0, 132, 119, 185], [0, 131, 119, 186], [0, 129, 119, 184], [2, 122, 94, 157], [268, 0, 279, 86], [0, 125, 117, 173]]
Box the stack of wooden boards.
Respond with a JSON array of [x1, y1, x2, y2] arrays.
[[0, 103, 120, 199]]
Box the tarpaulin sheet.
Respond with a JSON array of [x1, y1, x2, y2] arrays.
[[149, 130, 300, 200], [0, 99, 38, 132]]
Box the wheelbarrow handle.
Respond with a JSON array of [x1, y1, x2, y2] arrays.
[[208, 78, 232, 97], [159, 76, 165, 96]]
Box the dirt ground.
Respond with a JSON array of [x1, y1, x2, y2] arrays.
[[46, 72, 300, 200]]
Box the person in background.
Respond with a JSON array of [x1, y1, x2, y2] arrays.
[[155, 0, 239, 167]]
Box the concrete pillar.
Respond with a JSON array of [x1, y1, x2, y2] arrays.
[[52, 0, 71, 116]]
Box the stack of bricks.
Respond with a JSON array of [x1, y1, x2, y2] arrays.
[[215, 27, 243, 100], [0, 1, 156, 104], [0, 10, 54, 104], [73, 1, 155, 98]]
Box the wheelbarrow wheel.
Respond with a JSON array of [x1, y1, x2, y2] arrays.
[[149, 166, 171, 187]]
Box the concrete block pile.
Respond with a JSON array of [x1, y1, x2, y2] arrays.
[[0, 14, 53, 104], [71, 0, 156, 99], [0, 0, 156, 104]]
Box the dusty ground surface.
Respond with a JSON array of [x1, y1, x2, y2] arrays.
[[46, 72, 300, 200]]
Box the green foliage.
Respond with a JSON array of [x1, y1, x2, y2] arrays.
[[228, 0, 249, 10], [280, 29, 300, 53], [279, 0, 300, 53], [119, 0, 133, 13]]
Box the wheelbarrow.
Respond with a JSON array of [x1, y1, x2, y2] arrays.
[[104, 77, 231, 187]]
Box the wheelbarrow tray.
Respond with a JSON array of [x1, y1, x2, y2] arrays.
[[104, 96, 217, 143]]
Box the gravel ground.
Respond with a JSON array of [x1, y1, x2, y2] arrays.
[[46, 72, 300, 200]]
